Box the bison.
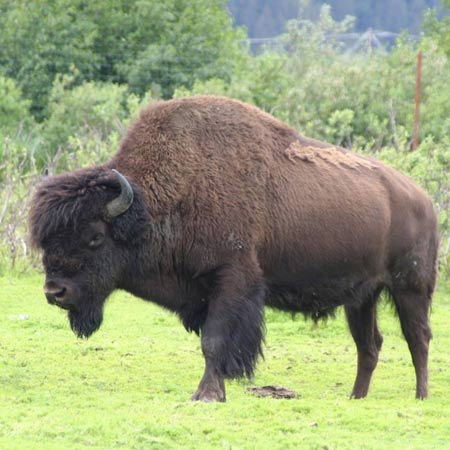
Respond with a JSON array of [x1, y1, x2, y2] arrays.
[[29, 96, 438, 402]]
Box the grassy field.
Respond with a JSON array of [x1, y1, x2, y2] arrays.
[[1, 275, 449, 450]]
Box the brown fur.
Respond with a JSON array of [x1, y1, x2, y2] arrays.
[[29, 96, 439, 402]]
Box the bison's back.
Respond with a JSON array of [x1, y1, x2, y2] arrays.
[[110, 96, 299, 244], [113, 95, 298, 189]]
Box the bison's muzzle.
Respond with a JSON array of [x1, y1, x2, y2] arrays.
[[44, 278, 77, 311]]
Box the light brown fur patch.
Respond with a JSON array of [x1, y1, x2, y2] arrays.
[[284, 141, 376, 170]]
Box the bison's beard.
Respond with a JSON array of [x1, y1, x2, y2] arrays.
[[68, 304, 104, 339]]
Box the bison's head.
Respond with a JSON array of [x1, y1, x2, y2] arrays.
[[29, 167, 147, 338]]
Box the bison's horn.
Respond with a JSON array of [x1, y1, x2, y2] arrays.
[[106, 169, 134, 218]]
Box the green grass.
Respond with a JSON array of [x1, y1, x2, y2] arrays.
[[1, 275, 449, 450]]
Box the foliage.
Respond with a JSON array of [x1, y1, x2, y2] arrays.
[[174, 50, 291, 110], [0, 134, 41, 272], [0, 0, 98, 121], [255, 8, 450, 150], [424, 0, 450, 45], [0, 76, 32, 134], [0, 0, 246, 120], [1, 276, 450, 448], [40, 77, 130, 165], [120, 0, 247, 99]]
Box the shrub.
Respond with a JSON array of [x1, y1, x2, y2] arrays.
[[38, 78, 131, 168], [0, 76, 33, 134]]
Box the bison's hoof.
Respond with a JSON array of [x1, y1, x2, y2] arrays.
[[191, 388, 225, 403], [349, 391, 368, 400]]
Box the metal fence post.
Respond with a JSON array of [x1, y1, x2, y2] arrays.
[[412, 50, 422, 151]]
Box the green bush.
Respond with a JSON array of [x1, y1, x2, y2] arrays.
[[0, 76, 33, 134], [38, 78, 132, 168], [0, 133, 41, 273]]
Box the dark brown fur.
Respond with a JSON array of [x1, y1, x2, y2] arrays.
[[29, 96, 439, 401]]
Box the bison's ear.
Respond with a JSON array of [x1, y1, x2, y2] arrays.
[[105, 170, 134, 218]]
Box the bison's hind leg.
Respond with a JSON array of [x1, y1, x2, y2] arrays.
[[390, 276, 434, 398], [389, 240, 437, 399], [345, 285, 384, 399], [392, 287, 432, 399]]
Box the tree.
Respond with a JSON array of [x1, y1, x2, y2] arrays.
[[0, 0, 97, 120], [424, 0, 450, 55], [119, 0, 247, 98], [0, 0, 246, 120]]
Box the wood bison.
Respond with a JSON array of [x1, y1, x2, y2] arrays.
[[29, 96, 438, 402]]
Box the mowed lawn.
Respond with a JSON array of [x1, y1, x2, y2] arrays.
[[1, 275, 449, 450]]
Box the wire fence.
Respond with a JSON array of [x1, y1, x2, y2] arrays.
[[248, 28, 413, 53]]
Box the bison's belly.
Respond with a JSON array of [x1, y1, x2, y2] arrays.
[[265, 274, 382, 319]]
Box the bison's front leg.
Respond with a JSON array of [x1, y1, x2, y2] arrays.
[[191, 353, 226, 402], [191, 260, 266, 402]]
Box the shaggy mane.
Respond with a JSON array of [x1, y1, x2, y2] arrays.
[[29, 167, 122, 248]]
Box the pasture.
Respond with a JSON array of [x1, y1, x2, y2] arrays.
[[1, 275, 449, 449]]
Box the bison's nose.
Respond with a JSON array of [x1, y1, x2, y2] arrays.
[[44, 280, 69, 307]]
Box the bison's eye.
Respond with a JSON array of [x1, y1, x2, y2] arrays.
[[88, 233, 105, 248]]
